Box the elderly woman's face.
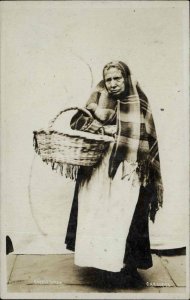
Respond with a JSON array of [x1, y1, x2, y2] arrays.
[[104, 67, 125, 96]]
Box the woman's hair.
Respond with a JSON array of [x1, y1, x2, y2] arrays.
[[102, 61, 131, 96]]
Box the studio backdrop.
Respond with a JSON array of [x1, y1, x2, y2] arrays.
[[1, 1, 189, 254]]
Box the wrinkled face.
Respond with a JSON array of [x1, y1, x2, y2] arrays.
[[104, 67, 125, 96]]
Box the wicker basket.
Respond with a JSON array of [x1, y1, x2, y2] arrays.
[[33, 107, 114, 170]]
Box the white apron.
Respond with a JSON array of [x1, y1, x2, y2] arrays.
[[74, 143, 140, 272]]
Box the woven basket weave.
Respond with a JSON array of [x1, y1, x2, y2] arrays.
[[33, 107, 114, 169]]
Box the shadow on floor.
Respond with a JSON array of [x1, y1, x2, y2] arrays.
[[79, 267, 146, 290], [151, 247, 186, 256]]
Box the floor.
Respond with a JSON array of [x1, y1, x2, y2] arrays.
[[7, 251, 186, 295]]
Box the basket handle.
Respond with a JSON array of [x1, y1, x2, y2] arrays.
[[48, 107, 93, 129]]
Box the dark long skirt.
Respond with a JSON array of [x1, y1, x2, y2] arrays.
[[65, 170, 153, 270]]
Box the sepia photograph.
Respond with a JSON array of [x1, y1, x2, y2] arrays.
[[0, 1, 189, 299]]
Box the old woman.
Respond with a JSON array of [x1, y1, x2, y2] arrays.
[[65, 61, 163, 287]]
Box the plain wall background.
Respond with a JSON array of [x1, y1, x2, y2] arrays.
[[1, 1, 189, 253]]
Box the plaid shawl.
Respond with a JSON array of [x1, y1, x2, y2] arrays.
[[108, 86, 164, 221], [85, 62, 163, 222]]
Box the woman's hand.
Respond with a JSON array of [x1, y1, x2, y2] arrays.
[[103, 125, 116, 137]]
